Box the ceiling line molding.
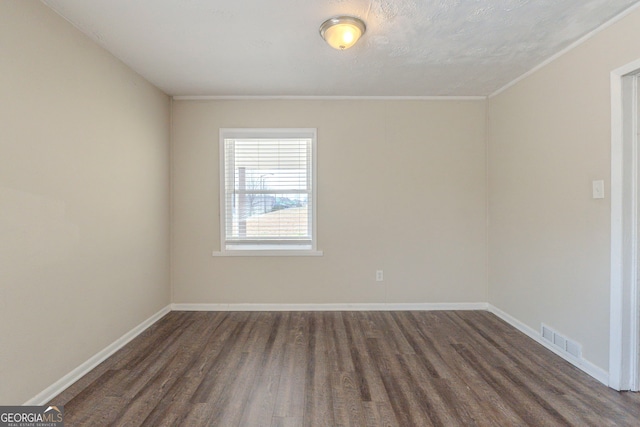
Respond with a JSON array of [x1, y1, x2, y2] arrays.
[[489, 1, 640, 99], [172, 95, 487, 101]]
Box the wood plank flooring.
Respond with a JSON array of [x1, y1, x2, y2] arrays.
[[50, 311, 640, 426]]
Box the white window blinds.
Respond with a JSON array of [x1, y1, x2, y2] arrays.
[[220, 129, 316, 251]]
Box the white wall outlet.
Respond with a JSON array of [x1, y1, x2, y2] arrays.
[[592, 180, 605, 199], [375, 270, 383, 282]]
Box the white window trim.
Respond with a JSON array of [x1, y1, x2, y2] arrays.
[[212, 249, 323, 257], [215, 128, 321, 257]]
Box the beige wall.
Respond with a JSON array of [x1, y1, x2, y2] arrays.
[[488, 8, 640, 370], [0, 1, 170, 404], [172, 100, 487, 305]]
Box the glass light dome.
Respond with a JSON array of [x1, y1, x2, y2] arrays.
[[319, 16, 366, 50]]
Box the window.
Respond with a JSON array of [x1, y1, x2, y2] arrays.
[[217, 128, 320, 255]]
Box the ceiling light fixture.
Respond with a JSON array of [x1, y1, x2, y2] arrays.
[[319, 16, 366, 50]]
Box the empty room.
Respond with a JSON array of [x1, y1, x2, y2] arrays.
[[3, 0, 640, 425]]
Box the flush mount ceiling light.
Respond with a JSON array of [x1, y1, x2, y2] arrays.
[[319, 16, 366, 50]]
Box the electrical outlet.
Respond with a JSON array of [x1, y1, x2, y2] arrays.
[[376, 270, 383, 282]]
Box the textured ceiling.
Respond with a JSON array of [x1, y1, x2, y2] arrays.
[[42, 0, 640, 97]]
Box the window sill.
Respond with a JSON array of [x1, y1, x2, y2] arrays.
[[212, 249, 324, 257]]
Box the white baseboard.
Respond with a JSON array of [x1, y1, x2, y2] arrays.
[[487, 304, 609, 385], [24, 304, 172, 405], [171, 302, 489, 312]]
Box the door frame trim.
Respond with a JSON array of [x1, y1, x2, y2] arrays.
[[610, 58, 640, 391]]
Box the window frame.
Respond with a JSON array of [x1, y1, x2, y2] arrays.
[[214, 128, 322, 257]]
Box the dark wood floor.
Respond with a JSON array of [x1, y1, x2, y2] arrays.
[[50, 310, 640, 426]]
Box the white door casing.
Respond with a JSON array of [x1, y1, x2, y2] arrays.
[[610, 59, 640, 391]]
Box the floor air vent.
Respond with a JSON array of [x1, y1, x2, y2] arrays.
[[541, 323, 582, 359]]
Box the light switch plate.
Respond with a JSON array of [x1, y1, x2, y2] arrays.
[[592, 180, 605, 199]]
